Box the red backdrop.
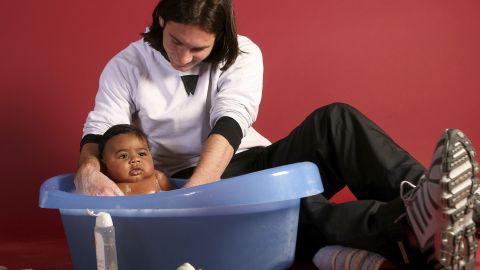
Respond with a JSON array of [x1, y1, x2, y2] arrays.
[[0, 1, 479, 242]]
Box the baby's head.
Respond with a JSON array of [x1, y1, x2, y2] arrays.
[[99, 124, 155, 184]]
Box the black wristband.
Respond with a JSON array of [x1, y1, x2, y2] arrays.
[[80, 134, 103, 151], [209, 116, 243, 151]]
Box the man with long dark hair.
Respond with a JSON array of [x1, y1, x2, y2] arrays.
[[75, 0, 479, 269]]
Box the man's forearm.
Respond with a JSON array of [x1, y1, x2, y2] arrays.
[[78, 143, 101, 170], [185, 134, 234, 187]]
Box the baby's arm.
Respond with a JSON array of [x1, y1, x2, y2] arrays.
[[156, 170, 174, 191]]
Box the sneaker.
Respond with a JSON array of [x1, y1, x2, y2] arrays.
[[401, 128, 479, 269], [473, 191, 480, 239]]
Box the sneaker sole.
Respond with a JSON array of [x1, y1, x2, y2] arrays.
[[439, 129, 479, 270]]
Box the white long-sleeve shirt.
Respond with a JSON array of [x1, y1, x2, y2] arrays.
[[83, 35, 271, 175]]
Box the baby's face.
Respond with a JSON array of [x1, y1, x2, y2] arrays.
[[102, 133, 155, 183]]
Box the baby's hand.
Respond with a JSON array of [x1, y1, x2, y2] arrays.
[[74, 163, 124, 196]]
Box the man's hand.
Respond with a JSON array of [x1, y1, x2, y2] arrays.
[[74, 162, 124, 196]]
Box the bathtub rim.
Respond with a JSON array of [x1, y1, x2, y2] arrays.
[[39, 162, 323, 210]]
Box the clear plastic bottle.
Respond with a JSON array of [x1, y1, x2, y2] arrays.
[[94, 212, 118, 270]]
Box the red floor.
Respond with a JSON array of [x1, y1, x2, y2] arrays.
[[0, 237, 479, 270], [0, 237, 316, 270], [0, 238, 72, 270]]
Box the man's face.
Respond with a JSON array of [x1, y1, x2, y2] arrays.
[[102, 133, 155, 183], [161, 19, 216, 72]]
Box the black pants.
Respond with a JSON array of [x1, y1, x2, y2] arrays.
[[174, 102, 426, 266]]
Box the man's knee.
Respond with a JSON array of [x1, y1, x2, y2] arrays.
[[311, 102, 358, 120], [325, 102, 356, 113]]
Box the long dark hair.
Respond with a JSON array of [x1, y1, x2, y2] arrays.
[[141, 0, 239, 71]]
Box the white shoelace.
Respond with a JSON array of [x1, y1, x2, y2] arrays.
[[394, 177, 425, 224], [399, 180, 418, 204]]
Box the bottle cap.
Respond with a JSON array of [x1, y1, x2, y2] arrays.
[[176, 263, 195, 270], [95, 212, 113, 228]]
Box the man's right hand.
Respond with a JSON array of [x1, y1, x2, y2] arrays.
[[74, 162, 124, 196]]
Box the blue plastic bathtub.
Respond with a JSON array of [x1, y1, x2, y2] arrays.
[[39, 162, 323, 270]]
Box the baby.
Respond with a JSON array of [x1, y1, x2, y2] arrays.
[[99, 124, 172, 195]]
